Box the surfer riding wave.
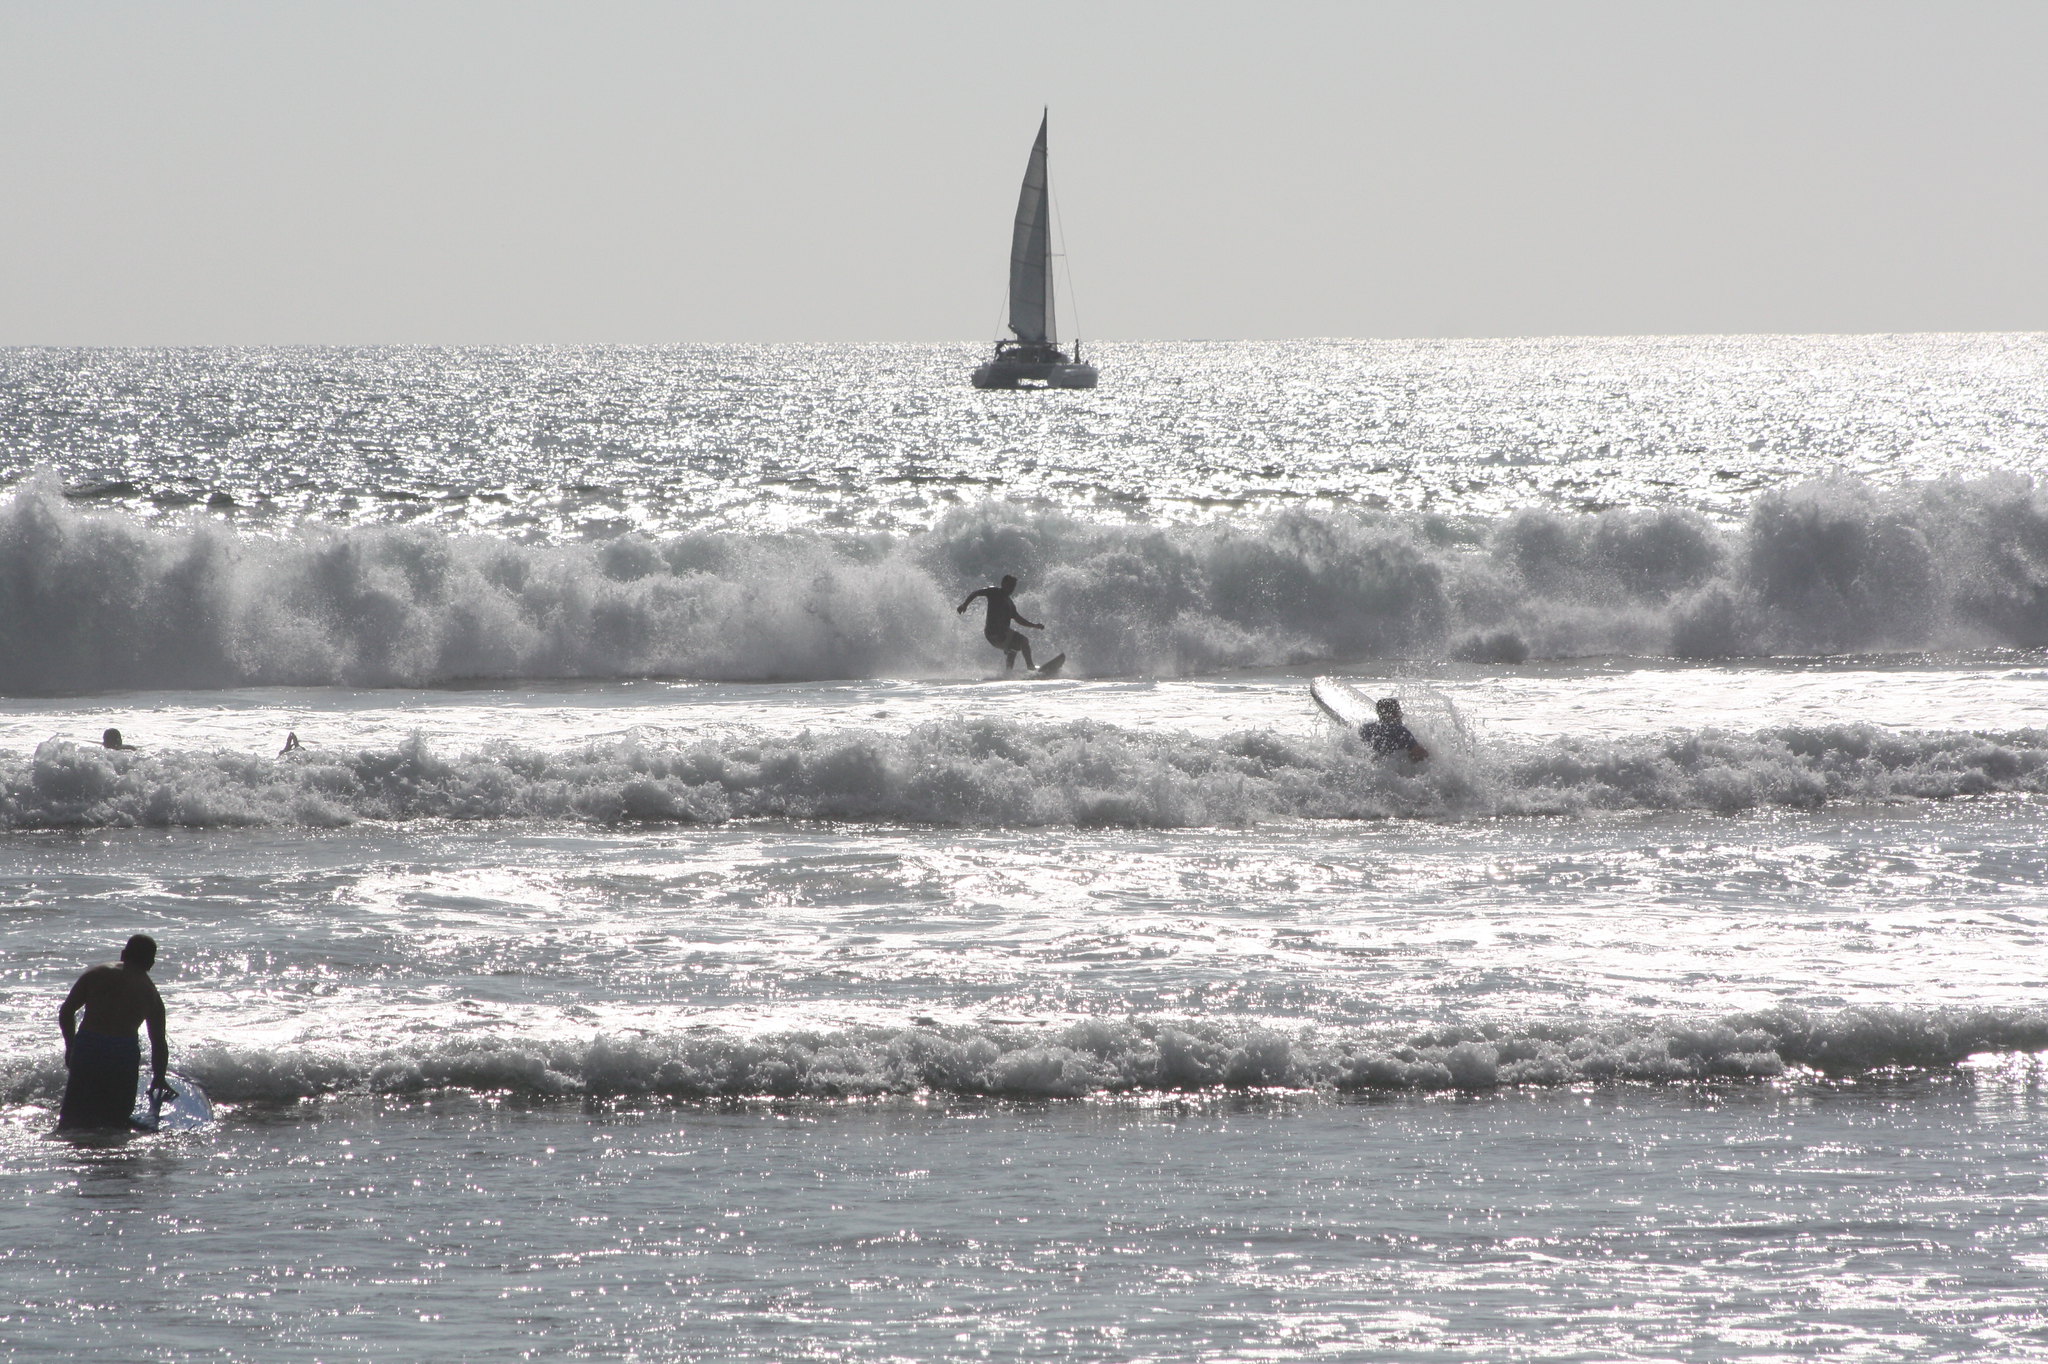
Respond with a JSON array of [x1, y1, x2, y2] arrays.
[[957, 574, 1045, 672]]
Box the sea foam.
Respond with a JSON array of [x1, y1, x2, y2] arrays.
[[7, 1007, 2044, 1108], [4, 718, 2044, 831], [5, 473, 2048, 695]]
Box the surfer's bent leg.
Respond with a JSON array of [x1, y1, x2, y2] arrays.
[[57, 1032, 141, 1131], [987, 625, 1035, 670]]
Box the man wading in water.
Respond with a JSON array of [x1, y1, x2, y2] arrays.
[[57, 934, 173, 1131], [957, 574, 1045, 672]]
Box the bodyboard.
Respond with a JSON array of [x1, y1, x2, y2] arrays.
[[133, 1072, 214, 1132]]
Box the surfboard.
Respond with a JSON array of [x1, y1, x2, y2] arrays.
[[132, 1071, 214, 1133], [1033, 653, 1067, 679], [1310, 675, 1374, 731]]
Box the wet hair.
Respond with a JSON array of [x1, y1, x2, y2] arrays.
[[1375, 698, 1402, 720], [102, 728, 124, 749], [121, 934, 157, 968], [1000, 574, 1018, 591]]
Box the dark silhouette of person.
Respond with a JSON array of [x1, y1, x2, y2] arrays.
[[57, 934, 172, 1131], [957, 574, 1044, 671], [1359, 698, 1429, 763], [279, 732, 302, 755], [101, 728, 136, 750]]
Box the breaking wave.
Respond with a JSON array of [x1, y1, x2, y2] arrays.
[[8, 1007, 2046, 1109], [5, 472, 2048, 695], [4, 717, 2045, 831]]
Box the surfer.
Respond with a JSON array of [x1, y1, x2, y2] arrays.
[[1360, 698, 1429, 763], [279, 731, 302, 755], [56, 934, 173, 1131], [957, 574, 1044, 671], [101, 728, 135, 750]]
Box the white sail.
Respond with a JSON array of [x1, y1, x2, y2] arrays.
[[970, 111, 1097, 389], [1006, 112, 1055, 344]]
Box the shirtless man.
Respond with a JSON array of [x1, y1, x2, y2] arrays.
[[1359, 697, 1430, 763], [956, 574, 1044, 671], [57, 935, 172, 1131]]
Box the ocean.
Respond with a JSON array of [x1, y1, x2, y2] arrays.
[[3, 335, 2047, 1361]]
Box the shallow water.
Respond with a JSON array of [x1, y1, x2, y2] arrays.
[[9, 1079, 2048, 1362]]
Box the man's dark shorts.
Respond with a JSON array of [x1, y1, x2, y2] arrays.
[[58, 1032, 140, 1131]]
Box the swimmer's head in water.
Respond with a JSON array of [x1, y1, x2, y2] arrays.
[[121, 934, 157, 970], [1376, 698, 1402, 721], [102, 728, 123, 749], [1000, 574, 1017, 592]]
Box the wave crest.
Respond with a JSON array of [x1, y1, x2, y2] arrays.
[[6, 474, 2048, 693], [5, 717, 2046, 831], [8, 1007, 2043, 1109]]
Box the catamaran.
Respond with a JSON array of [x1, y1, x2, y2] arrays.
[[971, 112, 1099, 390]]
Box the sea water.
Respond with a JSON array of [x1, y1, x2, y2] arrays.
[[2, 337, 2047, 1361]]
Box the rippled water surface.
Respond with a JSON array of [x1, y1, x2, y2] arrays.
[[10, 1080, 2048, 1362], [4, 338, 2048, 1361], [6, 336, 2047, 535]]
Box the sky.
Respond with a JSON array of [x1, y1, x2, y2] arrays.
[[1, 0, 2043, 344]]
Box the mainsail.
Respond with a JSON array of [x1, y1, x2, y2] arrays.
[[1006, 112, 1055, 345], [970, 111, 1096, 389]]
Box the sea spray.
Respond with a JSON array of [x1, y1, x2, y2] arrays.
[[7, 473, 2048, 694]]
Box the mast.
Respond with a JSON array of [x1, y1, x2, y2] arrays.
[[1006, 111, 1055, 345]]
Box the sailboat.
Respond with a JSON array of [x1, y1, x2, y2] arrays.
[[971, 112, 1099, 390]]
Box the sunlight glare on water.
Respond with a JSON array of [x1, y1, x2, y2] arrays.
[[5, 338, 2048, 1361]]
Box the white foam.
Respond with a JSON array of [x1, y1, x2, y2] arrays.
[[6, 473, 2048, 695], [8, 1007, 2042, 1107], [4, 715, 2045, 831]]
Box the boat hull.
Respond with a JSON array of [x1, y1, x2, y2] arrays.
[[971, 360, 1099, 390]]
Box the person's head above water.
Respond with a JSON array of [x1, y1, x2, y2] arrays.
[[102, 728, 124, 749], [1376, 698, 1403, 722], [1000, 574, 1018, 592], [120, 934, 157, 971]]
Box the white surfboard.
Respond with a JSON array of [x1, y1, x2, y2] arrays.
[[132, 1071, 214, 1132], [1310, 675, 1375, 731]]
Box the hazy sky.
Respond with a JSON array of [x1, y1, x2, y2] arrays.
[[2, 1, 2043, 344]]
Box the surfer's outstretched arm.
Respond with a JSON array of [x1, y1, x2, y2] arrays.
[[1017, 615, 1043, 630], [956, 588, 990, 614]]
